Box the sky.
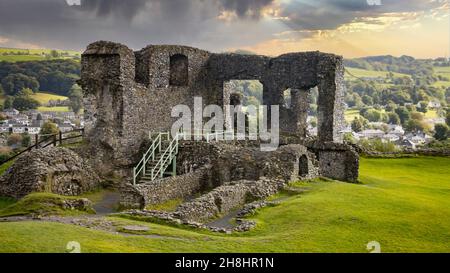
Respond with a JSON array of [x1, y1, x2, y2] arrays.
[[0, 0, 448, 58]]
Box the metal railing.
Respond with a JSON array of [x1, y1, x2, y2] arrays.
[[132, 129, 248, 185], [147, 133, 179, 181], [0, 128, 85, 166], [132, 132, 171, 185]]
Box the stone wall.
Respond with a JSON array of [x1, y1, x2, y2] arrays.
[[0, 147, 101, 199], [308, 141, 359, 182], [120, 167, 212, 208], [174, 178, 285, 223], [79, 41, 350, 177], [120, 141, 321, 208]]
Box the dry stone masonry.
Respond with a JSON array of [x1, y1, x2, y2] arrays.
[[0, 147, 101, 199]]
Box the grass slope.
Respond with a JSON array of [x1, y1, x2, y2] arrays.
[[0, 193, 95, 217], [0, 157, 449, 253], [30, 92, 68, 105]]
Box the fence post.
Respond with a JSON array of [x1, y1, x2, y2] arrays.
[[59, 131, 62, 145], [35, 134, 39, 149], [53, 135, 57, 146]]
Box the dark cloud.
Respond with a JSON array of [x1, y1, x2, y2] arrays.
[[77, 0, 148, 20], [0, 0, 445, 51], [219, 0, 275, 19], [278, 0, 445, 31]]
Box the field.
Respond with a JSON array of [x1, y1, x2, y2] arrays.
[[37, 106, 70, 112], [32, 92, 70, 112], [433, 66, 450, 79], [0, 156, 449, 253], [345, 67, 411, 80], [432, 81, 450, 88], [344, 109, 361, 122], [0, 48, 80, 62], [30, 92, 68, 104]]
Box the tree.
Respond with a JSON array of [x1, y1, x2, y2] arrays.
[[434, 123, 449, 141], [385, 101, 397, 112], [417, 101, 428, 113], [351, 117, 367, 132], [50, 50, 60, 58], [17, 87, 34, 97], [387, 112, 401, 125], [21, 133, 31, 147], [0, 73, 39, 95], [446, 111, 450, 127], [406, 119, 427, 133], [12, 96, 40, 111], [3, 96, 13, 109], [41, 121, 59, 135], [363, 109, 382, 122], [395, 106, 410, 125], [362, 95, 373, 106], [410, 111, 424, 121], [68, 84, 83, 113], [7, 133, 23, 146]]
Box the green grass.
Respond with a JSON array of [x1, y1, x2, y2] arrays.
[[424, 109, 439, 119], [0, 160, 14, 176], [345, 109, 361, 122], [30, 92, 68, 105], [145, 198, 183, 212], [37, 106, 70, 112], [433, 66, 450, 78], [432, 81, 450, 88], [0, 55, 49, 62], [0, 157, 449, 253], [0, 197, 16, 211], [0, 48, 80, 62], [346, 67, 411, 80], [0, 193, 95, 217]]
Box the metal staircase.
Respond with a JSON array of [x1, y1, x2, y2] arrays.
[[132, 132, 179, 185], [132, 129, 229, 185]]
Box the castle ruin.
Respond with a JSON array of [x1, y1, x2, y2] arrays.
[[79, 41, 359, 216]]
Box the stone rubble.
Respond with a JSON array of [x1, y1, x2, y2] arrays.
[[0, 147, 102, 199]]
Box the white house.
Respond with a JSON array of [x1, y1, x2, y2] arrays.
[[2, 108, 19, 117], [389, 125, 405, 137], [0, 124, 9, 133], [26, 126, 41, 135], [401, 139, 416, 149], [428, 101, 441, 109], [58, 124, 73, 133], [382, 134, 400, 142], [11, 124, 27, 134], [359, 129, 385, 139]]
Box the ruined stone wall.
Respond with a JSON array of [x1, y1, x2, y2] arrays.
[[0, 147, 101, 199], [80, 41, 352, 179], [120, 167, 212, 208], [175, 178, 285, 223], [80, 42, 214, 173], [308, 141, 359, 182]]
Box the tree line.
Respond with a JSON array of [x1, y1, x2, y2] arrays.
[[0, 60, 80, 97]]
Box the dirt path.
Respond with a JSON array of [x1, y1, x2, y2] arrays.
[[93, 191, 121, 215]]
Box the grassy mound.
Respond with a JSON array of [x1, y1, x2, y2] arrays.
[[0, 193, 95, 217]]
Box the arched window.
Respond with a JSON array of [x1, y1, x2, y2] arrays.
[[170, 54, 188, 86]]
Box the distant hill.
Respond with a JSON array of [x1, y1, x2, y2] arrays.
[[343, 55, 446, 79], [0, 47, 81, 62]]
